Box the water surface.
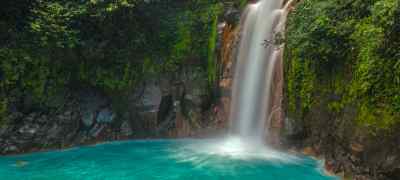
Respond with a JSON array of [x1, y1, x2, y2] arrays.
[[0, 139, 337, 180]]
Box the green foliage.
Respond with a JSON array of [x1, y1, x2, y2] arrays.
[[0, 0, 225, 114], [0, 98, 7, 128], [30, 1, 83, 48], [0, 48, 51, 102], [286, 0, 400, 131], [240, 0, 248, 8], [165, 16, 193, 72], [286, 55, 315, 117], [207, 4, 222, 86]]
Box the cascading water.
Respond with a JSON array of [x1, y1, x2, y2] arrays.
[[229, 0, 293, 145], [194, 0, 297, 159]]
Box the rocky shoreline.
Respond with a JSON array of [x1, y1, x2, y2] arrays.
[[293, 145, 399, 180]]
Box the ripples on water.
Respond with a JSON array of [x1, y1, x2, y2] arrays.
[[0, 138, 338, 180]]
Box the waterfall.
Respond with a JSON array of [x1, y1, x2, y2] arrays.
[[229, 0, 294, 144]]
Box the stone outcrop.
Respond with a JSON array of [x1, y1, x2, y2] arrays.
[[0, 65, 215, 154], [268, 51, 284, 146], [213, 22, 240, 133]]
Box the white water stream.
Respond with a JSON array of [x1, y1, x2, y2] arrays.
[[191, 0, 295, 160], [229, 0, 293, 145]]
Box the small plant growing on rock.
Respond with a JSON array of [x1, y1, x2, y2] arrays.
[[262, 31, 286, 49]]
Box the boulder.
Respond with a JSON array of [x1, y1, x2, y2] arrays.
[[96, 108, 115, 123], [223, 5, 241, 25], [82, 112, 94, 127], [3, 145, 18, 154], [18, 124, 39, 136], [89, 124, 105, 137], [120, 121, 133, 136], [47, 124, 62, 139], [141, 79, 162, 113], [350, 143, 364, 154]]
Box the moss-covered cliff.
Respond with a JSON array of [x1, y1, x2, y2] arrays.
[[285, 0, 400, 179], [1, 0, 222, 118], [0, 0, 245, 154]]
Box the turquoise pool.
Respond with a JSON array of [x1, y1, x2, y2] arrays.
[[0, 138, 337, 180]]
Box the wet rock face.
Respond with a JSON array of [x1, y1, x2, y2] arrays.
[[0, 66, 215, 155], [120, 121, 133, 136], [223, 6, 241, 26], [141, 79, 162, 113], [155, 67, 210, 137], [268, 49, 284, 146], [212, 21, 240, 132], [282, 101, 400, 179], [0, 107, 80, 154], [96, 108, 115, 123], [18, 124, 39, 135]]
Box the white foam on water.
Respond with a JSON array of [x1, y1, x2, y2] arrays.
[[170, 137, 301, 165]]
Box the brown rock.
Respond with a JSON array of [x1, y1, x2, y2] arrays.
[[351, 143, 364, 153], [302, 146, 317, 156], [325, 160, 335, 173]]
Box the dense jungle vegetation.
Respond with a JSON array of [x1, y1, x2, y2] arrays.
[[3, 0, 400, 135], [286, 0, 400, 132], [0, 0, 246, 127]]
